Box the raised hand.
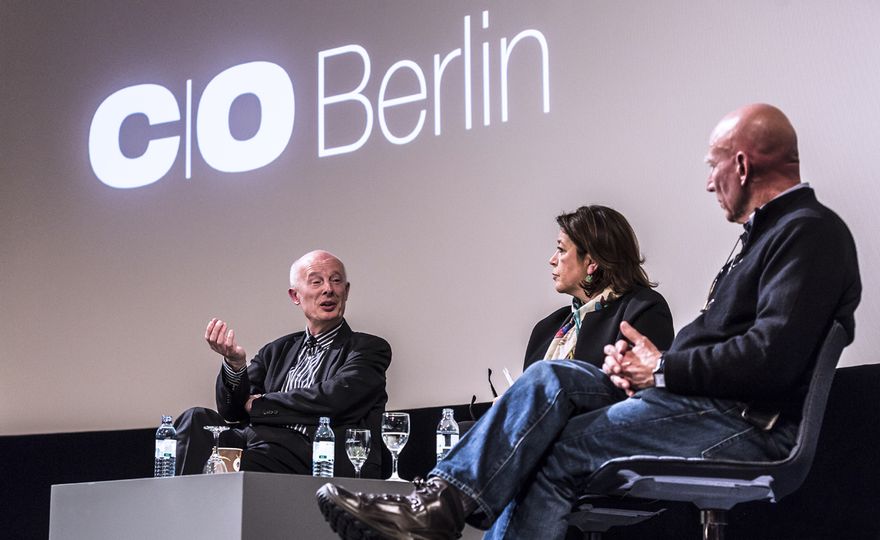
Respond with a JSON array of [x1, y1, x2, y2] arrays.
[[205, 317, 247, 368]]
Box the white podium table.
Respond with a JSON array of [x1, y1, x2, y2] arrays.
[[50, 472, 484, 539]]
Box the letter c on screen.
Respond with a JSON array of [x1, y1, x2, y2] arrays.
[[88, 84, 181, 189]]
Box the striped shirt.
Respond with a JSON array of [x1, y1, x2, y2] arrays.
[[282, 322, 342, 392], [222, 321, 344, 435]]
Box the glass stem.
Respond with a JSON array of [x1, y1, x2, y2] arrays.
[[392, 453, 399, 477]]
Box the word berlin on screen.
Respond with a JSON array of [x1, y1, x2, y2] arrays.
[[88, 10, 550, 189]]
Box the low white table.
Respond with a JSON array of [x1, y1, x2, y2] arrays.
[[49, 472, 484, 539]]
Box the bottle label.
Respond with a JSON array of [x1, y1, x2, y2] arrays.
[[436, 433, 459, 455], [313, 440, 334, 461], [155, 439, 177, 459]]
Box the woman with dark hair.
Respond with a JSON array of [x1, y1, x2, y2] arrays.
[[523, 205, 674, 371]]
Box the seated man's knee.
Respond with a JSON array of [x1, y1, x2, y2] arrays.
[[524, 360, 595, 384], [174, 407, 226, 433], [519, 361, 612, 401], [524, 360, 561, 380], [183, 406, 215, 418]]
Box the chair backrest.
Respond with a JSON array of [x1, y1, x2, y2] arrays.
[[771, 320, 847, 498]]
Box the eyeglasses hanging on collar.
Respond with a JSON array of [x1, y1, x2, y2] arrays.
[[702, 224, 751, 312]]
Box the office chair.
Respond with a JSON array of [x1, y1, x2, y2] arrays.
[[569, 321, 848, 540]]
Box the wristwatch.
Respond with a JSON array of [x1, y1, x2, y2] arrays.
[[652, 355, 665, 388]]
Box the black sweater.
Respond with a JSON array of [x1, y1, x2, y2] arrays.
[[664, 187, 861, 419]]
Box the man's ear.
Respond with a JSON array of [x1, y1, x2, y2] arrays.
[[288, 288, 300, 305], [736, 151, 750, 185]]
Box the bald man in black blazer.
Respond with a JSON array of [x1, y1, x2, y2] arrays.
[[175, 250, 391, 477]]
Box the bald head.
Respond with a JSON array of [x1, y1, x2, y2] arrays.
[[289, 250, 347, 288], [288, 250, 350, 335], [713, 104, 800, 182], [706, 104, 802, 222]]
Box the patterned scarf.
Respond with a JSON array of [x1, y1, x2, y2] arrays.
[[543, 286, 618, 360]]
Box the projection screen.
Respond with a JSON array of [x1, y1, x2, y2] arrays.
[[1, 0, 877, 435]]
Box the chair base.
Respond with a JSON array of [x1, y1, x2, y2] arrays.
[[569, 502, 664, 538], [701, 509, 727, 540]]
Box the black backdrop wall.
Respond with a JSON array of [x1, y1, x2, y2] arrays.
[[3, 366, 879, 540]]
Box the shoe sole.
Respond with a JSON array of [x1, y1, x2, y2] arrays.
[[317, 488, 387, 540], [317, 488, 461, 540]]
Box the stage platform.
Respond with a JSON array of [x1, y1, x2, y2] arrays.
[[49, 472, 484, 540]]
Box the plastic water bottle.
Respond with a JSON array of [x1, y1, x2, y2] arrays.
[[154, 415, 177, 477], [312, 417, 335, 477], [436, 408, 459, 464]]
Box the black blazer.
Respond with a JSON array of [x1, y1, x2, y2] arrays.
[[523, 286, 674, 371], [215, 320, 391, 475]]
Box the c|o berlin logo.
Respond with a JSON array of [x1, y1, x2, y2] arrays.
[[88, 61, 295, 189], [88, 10, 552, 190]]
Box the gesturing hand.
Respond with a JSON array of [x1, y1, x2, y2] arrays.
[[602, 321, 662, 396], [205, 318, 247, 369]]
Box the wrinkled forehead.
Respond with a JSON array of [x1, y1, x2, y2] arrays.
[[705, 115, 740, 163], [710, 115, 739, 147], [301, 256, 346, 280]]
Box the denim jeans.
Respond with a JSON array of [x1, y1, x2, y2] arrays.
[[429, 360, 797, 539]]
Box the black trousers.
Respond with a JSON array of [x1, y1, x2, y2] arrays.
[[174, 407, 313, 475]]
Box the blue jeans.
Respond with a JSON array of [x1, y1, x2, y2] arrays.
[[429, 360, 797, 539]]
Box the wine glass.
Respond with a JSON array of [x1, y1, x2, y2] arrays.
[[381, 412, 410, 481], [345, 429, 371, 479], [203, 425, 230, 474]]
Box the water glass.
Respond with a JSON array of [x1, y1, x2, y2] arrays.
[[345, 429, 371, 478], [203, 425, 230, 474], [381, 412, 410, 481]]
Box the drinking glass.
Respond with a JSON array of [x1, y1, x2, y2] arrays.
[[345, 429, 371, 479], [203, 425, 230, 474], [381, 412, 410, 481]]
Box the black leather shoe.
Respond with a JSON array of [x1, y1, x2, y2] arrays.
[[316, 477, 466, 540]]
